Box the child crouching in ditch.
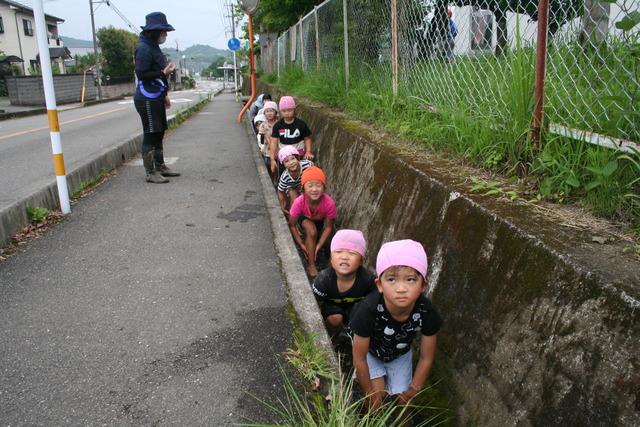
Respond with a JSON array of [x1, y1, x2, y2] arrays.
[[349, 239, 442, 425], [277, 145, 314, 217], [312, 230, 377, 349], [288, 166, 336, 278]]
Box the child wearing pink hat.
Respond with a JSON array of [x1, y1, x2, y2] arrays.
[[257, 101, 279, 185], [277, 145, 314, 216], [270, 96, 314, 177], [288, 166, 337, 278], [312, 230, 377, 345], [349, 239, 442, 423]]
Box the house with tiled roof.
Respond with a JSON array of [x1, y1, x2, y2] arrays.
[[0, 0, 67, 75]]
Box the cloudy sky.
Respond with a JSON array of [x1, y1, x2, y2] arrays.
[[30, 0, 241, 50]]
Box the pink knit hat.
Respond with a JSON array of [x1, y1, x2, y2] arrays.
[[376, 239, 428, 277], [279, 96, 296, 110], [330, 229, 366, 257], [278, 145, 299, 164]]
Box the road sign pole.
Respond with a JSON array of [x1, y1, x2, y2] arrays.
[[32, 0, 71, 215]]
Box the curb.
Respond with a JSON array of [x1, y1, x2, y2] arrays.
[[242, 112, 339, 387], [0, 96, 211, 248]]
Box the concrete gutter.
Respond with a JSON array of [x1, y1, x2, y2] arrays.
[[242, 112, 339, 384], [0, 95, 213, 248]]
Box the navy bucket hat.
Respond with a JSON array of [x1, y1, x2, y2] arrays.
[[141, 12, 175, 31]]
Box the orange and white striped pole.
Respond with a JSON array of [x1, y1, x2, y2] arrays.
[[32, 0, 70, 214]]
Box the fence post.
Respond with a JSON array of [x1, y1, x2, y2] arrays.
[[532, 0, 550, 148], [343, 0, 349, 90], [315, 6, 321, 75], [391, 0, 398, 97], [300, 20, 305, 72]]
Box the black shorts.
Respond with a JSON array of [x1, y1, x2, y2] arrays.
[[321, 303, 355, 322], [134, 98, 167, 133], [297, 216, 325, 232]]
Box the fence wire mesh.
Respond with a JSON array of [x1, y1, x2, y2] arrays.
[[261, 0, 640, 146]]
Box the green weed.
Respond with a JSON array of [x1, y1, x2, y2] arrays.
[[25, 206, 49, 223], [239, 331, 453, 426]]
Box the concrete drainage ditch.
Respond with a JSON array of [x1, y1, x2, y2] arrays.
[[244, 83, 640, 425]]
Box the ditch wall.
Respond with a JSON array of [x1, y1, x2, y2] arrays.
[[258, 82, 640, 425]]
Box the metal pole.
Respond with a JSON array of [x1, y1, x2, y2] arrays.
[[315, 6, 321, 75], [237, 13, 257, 122], [32, 0, 71, 214], [391, 0, 398, 97], [343, 0, 349, 90], [89, 0, 102, 100], [532, 0, 550, 148]]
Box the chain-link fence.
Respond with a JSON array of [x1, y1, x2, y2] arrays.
[[260, 0, 640, 151]]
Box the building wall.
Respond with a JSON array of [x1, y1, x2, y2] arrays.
[[5, 74, 96, 105], [0, 3, 63, 75]]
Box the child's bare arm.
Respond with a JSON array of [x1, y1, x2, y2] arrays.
[[352, 334, 373, 395], [315, 217, 334, 255], [399, 334, 438, 405], [303, 136, 314, 160], [277, 190, 289, 214], [270, 139, 279, 172], [288, 215, 307, 257]]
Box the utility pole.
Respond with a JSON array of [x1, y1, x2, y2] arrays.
[[228, 0, 238, 96], [89, 0, 102, 100]]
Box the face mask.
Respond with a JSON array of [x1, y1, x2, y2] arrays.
[[158, 36, 167, 44]]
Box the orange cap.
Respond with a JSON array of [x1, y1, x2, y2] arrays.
[[301, 166, 326, 187]]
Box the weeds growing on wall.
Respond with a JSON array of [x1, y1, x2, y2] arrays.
[[265, 60, 640, 233]]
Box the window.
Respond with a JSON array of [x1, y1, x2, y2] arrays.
[[23, 19, 33, 36], [470, 9, 493, 51], [0, 16, 4, 33]]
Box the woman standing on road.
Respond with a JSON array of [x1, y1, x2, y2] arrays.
[[134, 12, 180, 183]]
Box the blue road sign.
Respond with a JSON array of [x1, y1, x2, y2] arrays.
[[228, 38, 241, 51]]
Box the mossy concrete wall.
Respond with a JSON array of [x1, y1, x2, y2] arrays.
[[257, 82, 640, 424]]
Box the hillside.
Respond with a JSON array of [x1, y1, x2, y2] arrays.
[[60, 37, 230, 64]]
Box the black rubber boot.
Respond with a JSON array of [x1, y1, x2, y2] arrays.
[[155, 163, 181, 177], [144, 151, 169, 183]]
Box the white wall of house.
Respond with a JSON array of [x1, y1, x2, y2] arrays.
[[451, 1, 638, 57], [0, 1, 64, 75]]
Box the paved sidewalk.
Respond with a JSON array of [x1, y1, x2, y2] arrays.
[[0, 93, 302, 425]]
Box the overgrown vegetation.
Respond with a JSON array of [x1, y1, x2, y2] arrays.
[[262, 55, 640, 236], [240, 331, 452, 426]]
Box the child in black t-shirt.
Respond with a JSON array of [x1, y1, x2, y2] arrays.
[[312, 230, 376, 345], [349, 239, 442, 424], [270, 95, 314, 176]]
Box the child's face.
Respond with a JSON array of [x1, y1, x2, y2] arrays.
[[265, 109, 277, 120], [283, 155, 300, 171], [280, 108, 295, 120], [330, 249, 362, 276], [376, 266, 426, 311], [303, 180, 325, 201]]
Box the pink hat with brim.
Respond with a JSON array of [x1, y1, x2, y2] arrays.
[[278, 145, 299, 164], [331, 229, 366, 257], [376, 239, 428, 277]]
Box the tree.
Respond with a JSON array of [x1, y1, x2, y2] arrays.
[[251, 0, 322, 34], [66, 52, 97, 74], [202, 56, 227, 78], [96, 26, 138, 81]]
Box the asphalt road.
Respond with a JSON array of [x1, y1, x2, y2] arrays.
[[0, 83, 220, 207], [0, 92, 295, 425]]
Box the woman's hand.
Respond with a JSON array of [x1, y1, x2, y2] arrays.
[[164, 62, 175, 76], [164, 97, 171, 109], [304, 152, 314, 160]]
